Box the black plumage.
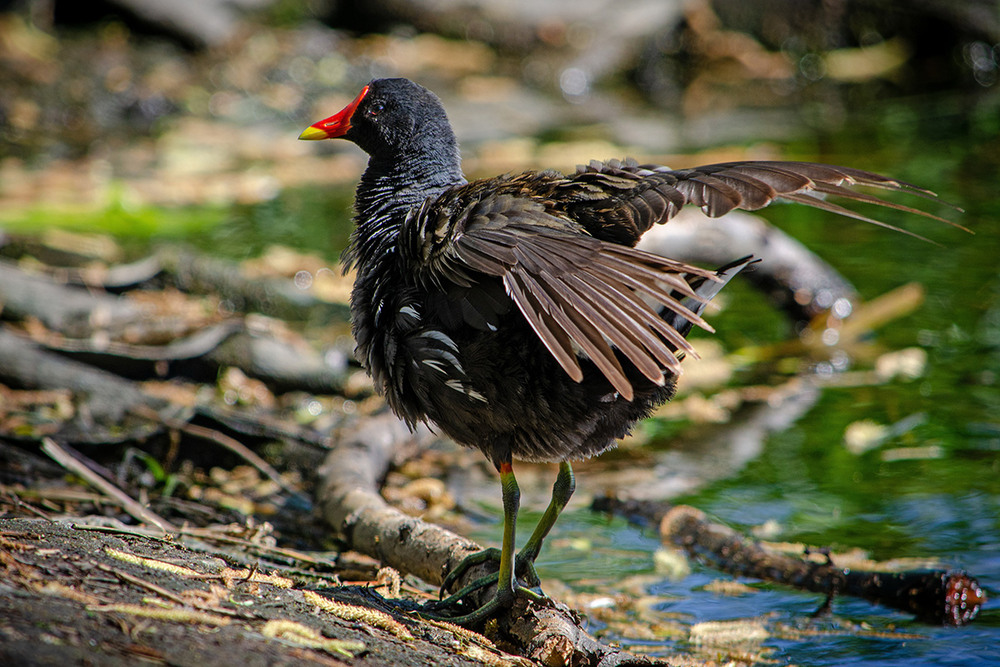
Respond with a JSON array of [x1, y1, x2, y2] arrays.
[[301, 77, 957, 624]]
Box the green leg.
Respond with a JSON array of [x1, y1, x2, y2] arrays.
[[424, 462, 574, 626], [421, 460, 528, 625], [516, 461, 575, 571], [495, 461, 519, 593]]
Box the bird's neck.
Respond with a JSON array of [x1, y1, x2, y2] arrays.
[[347, 147, 466, 271]]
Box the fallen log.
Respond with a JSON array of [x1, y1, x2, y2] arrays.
[[317, 410, 664, 666], [591, 497, 986, 626]]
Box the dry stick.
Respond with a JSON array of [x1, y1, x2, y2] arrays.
[[176, 526, 330, 568], [71, 513, 332, 571], [72, 523, 181, 547], [170, 420, 294, 495], [97, 563, 191, 607], [656, 504, 985, 626], [317, 411, 657, 667], [40, 438, 177, 532], [130, 405, 300, 499]]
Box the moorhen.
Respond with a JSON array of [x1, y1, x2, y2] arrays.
[[300, 77, 954, 625]]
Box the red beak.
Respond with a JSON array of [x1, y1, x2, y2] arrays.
[[299, 85, 370, 140]]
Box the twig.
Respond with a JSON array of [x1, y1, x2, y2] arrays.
[[72, 522, 180, 547], [97, 562, 190, 607], [97, 563, 252, 619], [179, 422, 296, 495], [1, 487, 54, 521], [40, 438, 176, 532], [656, 504, 985, 626], [177, 526, 332, 568], [131, 405, 301, 499], [73, 520, 333, 571]]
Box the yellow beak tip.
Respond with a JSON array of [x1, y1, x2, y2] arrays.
[[298, 126, 329, 141]]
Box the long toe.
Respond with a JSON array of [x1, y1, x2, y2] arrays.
[[513, 553, 542, 589], [418, 579, 554, 627], [439, 547, 503, 599], [417, 585, 515, 626], [437, 571, 503, 608], [437, 561, 545, 613]]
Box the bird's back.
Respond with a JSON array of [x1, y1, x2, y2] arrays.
[[353, 170, 744, 466]]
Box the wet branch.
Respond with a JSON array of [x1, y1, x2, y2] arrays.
[[593, 498, 986, 626]]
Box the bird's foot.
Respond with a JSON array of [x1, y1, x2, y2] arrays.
[[418, 577, 549, 626], [415, 549, 549, 626], [438, 548, 541, 600]]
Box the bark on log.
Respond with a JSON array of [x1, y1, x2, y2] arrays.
[[317, 411, 665, 666], [592, 498, 986, 626]]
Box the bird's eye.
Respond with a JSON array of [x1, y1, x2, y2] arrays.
[[366, 102, 385, 118]]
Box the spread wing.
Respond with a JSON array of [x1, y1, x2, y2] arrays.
[[563, 159, 964, 245], [403, 192, 723, 401], [401, 159, 963, 400]]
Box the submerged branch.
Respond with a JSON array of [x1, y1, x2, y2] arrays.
[[593, 498, 985, 626]]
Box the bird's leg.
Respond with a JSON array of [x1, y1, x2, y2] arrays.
[[512, 461, 575, 587], [435, 458, 516, 600], [432, 462, 574, 623], [495, 461, 519, 589], [425, 459, 547, 625]]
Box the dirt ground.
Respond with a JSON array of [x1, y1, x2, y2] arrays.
[[0, 517, 516, 667]]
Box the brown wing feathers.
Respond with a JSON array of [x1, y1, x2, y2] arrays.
[[425, 158, 961, 399], [577, 159, 966, 242], [454, 224, 718, 400]]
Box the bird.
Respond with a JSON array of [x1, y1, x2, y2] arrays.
[[300, 77, 959, 625]]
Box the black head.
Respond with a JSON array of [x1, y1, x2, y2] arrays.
[[300, 78, 456, 160]]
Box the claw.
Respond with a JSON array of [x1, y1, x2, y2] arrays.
[[439, 547, 502, 598], [514, 553, 542, 589], [440, 548, 542, 600]]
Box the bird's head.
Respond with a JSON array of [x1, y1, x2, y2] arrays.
[[299, 78, 455, 161]]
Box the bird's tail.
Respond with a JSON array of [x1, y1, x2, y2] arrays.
[[659, 255, 757, 341]]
